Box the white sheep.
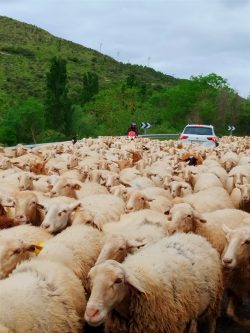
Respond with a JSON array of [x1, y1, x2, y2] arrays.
[[0, 224, 52, 278], [85, 233, 223, 333], [173, 186, 234, 213], [0, 258, 85, 333], [167, 203, 250, 254], [125, 189, 172, 214], [222, 224, 250, 326], [49, 177, 108, 199], [38, 224, 103, 290], [220, 151, 239, 172], [72, 194, 125, 230], [192, 172, 223, 192]]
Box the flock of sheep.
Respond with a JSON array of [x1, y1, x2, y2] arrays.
[[0, 135, 249, 333]]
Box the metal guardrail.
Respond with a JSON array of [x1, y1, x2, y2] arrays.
[[138, 133, 180, 139], [8, 135, 180, 149]]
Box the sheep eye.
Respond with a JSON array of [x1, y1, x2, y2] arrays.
[[244, 239, 250, 245], [187, 215, 192, 218], [118, 247, 124, 252], [58, 212, 62, 216], [13, 248, 21, 255], [164, 210, 170, 215], [114, 278, 123, 284], [62, 209, 67, 213]]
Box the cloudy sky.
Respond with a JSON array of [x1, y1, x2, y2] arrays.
[[1, 0, 250, 97]]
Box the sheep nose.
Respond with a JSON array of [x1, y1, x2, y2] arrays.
[[41, 223, 49, 229], [85, 307, 100, 319], [50, 191, 56, 197], [15, 214, 24, 220], [222, 258, 232, 265]]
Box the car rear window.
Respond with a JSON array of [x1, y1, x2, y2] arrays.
[[183, 126, 213, 135]]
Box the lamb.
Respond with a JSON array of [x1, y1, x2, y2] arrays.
[[118, 208, 169, 225], [49, 177, 108, 199], [72, 194, 125, 230], [230, 183, 250, 212], [164, 180, 192, 198], [38, 224, 103, 290], [140, 186, 172, 199], [85, 233, 223, 333], [226, 165, 250, 193], [0, 224, 52, 278], [192, 172, 223, 192], [41, 194, 125, 232], [0, 258, 85, 333], [17, 172, 54, 193], [173, 186, 234, 213], [103, 213, 169, 254], [40, 201, 81, 233], [95, 234, 148, 265], [12, 191, 45, 226], [120, 176, 155, 189], [222, 224, 250, 326], [125, 190, 172, 214], [220, 151, 239, 172], [167, 203, 250, 254]]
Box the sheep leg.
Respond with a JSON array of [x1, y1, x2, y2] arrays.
[[187, 320, 198, 333], [207, 318, 216, 333], [226, 296, 250, 326]]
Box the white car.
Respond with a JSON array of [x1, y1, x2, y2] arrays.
[[179, 124, 219, 147]]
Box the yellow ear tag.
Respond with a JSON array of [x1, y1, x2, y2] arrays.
[[34, 241, 44, 256]]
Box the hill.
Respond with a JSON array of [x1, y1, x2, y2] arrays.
[[0, 16, 175, 102], [0, 16, 249, 145]]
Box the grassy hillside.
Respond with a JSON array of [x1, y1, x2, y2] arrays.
[[0, 16, 249, 145], [0, 16, 176, 102]]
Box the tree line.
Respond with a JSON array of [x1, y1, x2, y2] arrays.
[[0, 57, 249, 146]]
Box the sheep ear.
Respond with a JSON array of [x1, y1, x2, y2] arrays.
[[193, 211, 206, 223], [24, 243, 36, 252], [125, 270, 146, 293], [127, 239, 147, 252], [120, 180, 131, 187], [222, 224, 233, 234], [71, 183, 81, 190], [47, 184, 53, 191], [36, 203, 46, 210], [172, 197, 184, 204], [1, 197, 15, 207], [69, 201, 82, 211]]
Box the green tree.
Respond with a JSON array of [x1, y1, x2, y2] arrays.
[[0, 98, 45, 145], [82, 72, 99, 104], [126, 73, 137, 88], [191, 73, 230, 90], [45, 57, 70, 134], [37, 129, 67, 143]]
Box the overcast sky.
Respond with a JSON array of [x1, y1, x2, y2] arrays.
[[1, 0, 250, 97]]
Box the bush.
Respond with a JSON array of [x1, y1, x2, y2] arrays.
[[37, 129, 67, 143]]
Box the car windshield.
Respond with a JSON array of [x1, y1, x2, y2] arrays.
[[183, 126, 213, 135]]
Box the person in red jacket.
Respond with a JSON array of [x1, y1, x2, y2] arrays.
[[127, 123, 138, 136]]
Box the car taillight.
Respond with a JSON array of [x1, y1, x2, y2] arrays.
[[179, 135, 189, 139], [207, 137, 217, 142]]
